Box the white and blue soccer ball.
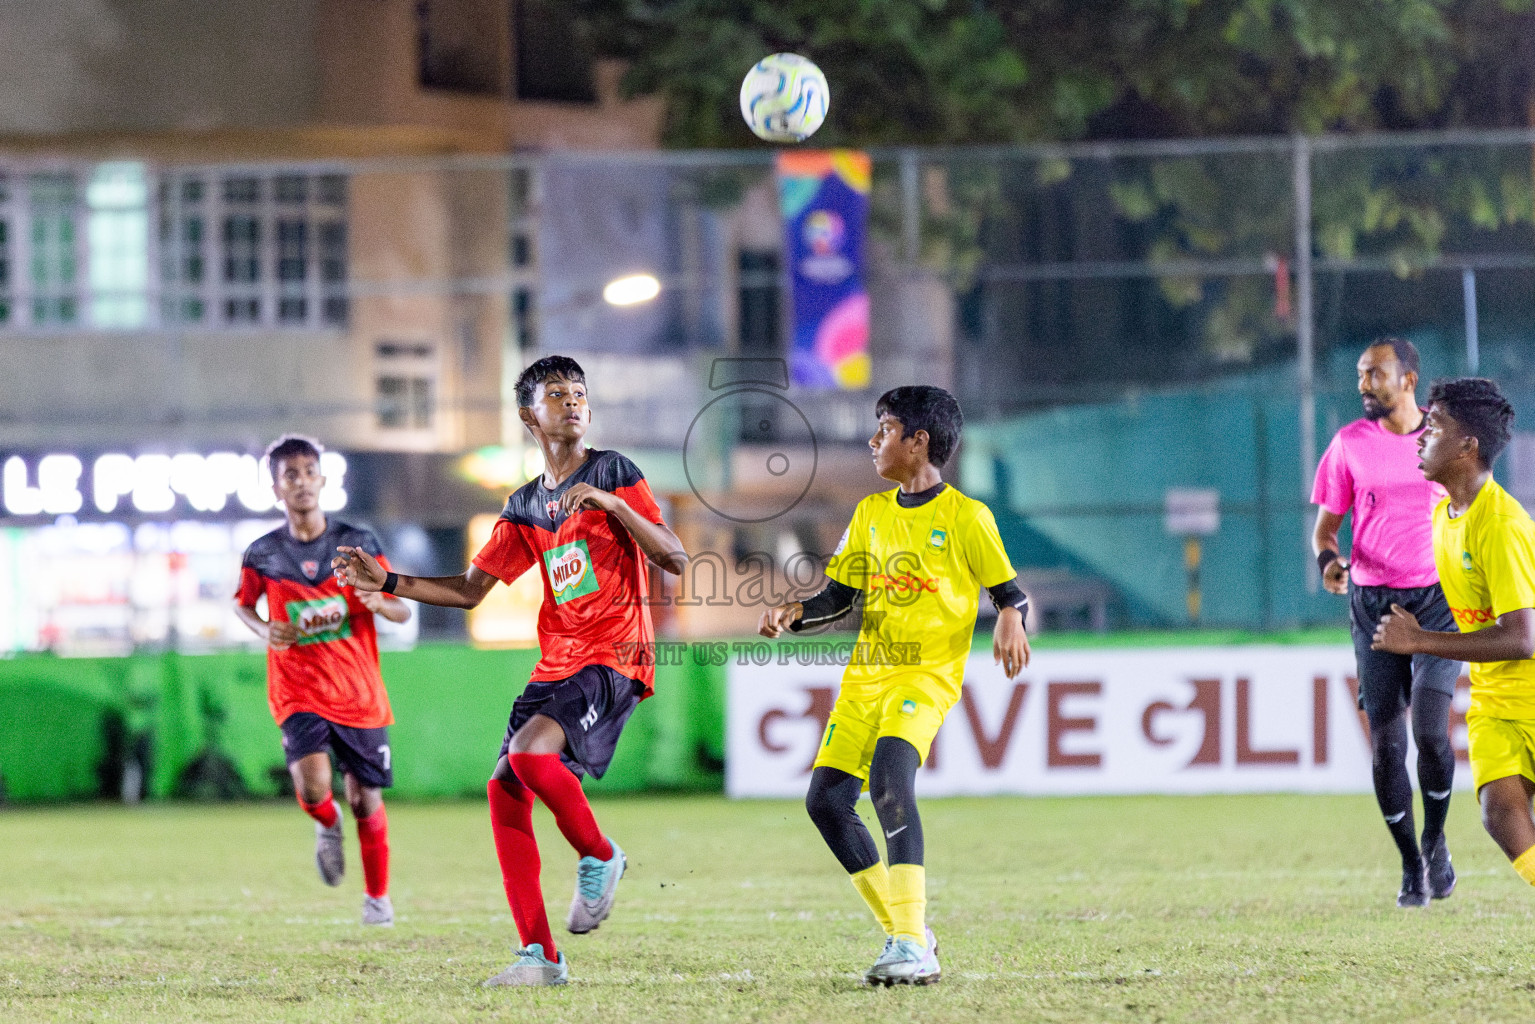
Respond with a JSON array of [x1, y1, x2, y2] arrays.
[[739, 53, 829, 143]]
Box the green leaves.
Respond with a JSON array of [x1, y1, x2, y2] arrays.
[[573, 0, 1535, 366]]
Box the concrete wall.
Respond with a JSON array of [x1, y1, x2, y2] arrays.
[[0, 0, 322, 135], [0, 326, 357, 450], [0, 0, 662, 154]]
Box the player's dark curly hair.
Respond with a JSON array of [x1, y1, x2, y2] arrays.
[[515, 355, 586, 408], [265, 434, 323, 482], [875, 386, 964, 468], [1370, 335, 1420, 378], [1428, 377, 1515, 469]]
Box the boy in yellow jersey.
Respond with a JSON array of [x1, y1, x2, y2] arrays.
[[759, 385, 1030, 986], [1372, 378, 1535, 885]]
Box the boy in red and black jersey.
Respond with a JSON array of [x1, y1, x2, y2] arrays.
[[235, 435, 412, 927], [334, 355, 687, 987]]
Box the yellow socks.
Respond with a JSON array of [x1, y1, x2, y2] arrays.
[[1513, 846, 1535, 886], [887, 863, 927, 944], [850, 863, 893, 935]]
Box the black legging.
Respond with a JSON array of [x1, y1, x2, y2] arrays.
[[1367, 688, 1457, 863], [805, 736, 925, 872]]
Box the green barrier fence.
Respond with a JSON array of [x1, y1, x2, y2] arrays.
[[0, 629, 1351, 804], [0, 644, 726, 803]]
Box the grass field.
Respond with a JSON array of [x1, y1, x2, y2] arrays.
[[5, 794, 1535, 1023]]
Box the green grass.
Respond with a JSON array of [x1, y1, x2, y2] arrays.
[[4, 794, 1535, 1023]]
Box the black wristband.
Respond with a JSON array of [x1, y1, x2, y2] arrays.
[[1316, 549, 1339, 575], [382, 571, 399, 595]]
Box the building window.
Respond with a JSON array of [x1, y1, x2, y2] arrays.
[[507, 166, 537, 351], [0, 164, 346, 332], [161, 176, 206, 323], [28, 172, 79, 326], [512, 287, 535, 350], [417, 0, 505, 96], [161, 170, 348, 330], [377, 375, 435, 429], [738, 250, 780, 355], [318, 220, 348, 325], [514, 0, 596, 102], [0, 174, 10, 324], [86, 163, 149, 328]]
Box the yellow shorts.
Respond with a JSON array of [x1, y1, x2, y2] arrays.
[[811, 681, 950, 780], [1467, 713, 1535, 792]]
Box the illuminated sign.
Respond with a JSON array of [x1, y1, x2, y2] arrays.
[[1, 451, 347, 518]]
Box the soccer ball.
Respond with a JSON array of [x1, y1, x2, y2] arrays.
[[739, 53, 829, 143]]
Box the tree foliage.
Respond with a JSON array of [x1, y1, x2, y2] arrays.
[[575, 0, 1535, 147], [574, 0, 1535, 371]]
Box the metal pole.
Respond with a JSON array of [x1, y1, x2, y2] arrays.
[[1463, 267, 1480, 374], [1294, 135, 1318, 592], [900, 150, 920, 268]]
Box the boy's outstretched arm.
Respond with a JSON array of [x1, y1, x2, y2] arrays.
[[560, 482, 689, 575], [760, 579, 860, 638], [333, 545, 500, 609]]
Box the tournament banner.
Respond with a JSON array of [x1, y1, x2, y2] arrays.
[[727, 644, 1473, 797], [776, 150, 871, 390]]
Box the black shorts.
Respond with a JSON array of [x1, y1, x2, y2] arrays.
[[1349, 583, 1461, 725], [280, 712, 394, 789], [499, 664, 645, 780]]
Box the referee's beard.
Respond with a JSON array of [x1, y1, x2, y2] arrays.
[[1362, 395, 1390, 420]]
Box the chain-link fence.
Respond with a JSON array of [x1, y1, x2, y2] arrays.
[[2, 129, 1534, 642]]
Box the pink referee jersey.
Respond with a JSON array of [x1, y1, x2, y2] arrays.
[[1311, 415, 1447, 589]]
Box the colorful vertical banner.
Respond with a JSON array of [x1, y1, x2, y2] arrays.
[[776, 150, 871, 390]]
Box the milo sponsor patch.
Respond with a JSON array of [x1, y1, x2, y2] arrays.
[[544, 539, 599, 604], [285, 595, 352, 644]]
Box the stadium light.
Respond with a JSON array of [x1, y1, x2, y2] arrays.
[[602, 273, 661, 306]]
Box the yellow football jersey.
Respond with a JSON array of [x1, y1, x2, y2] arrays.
[[1432, 478, 1535, 718], [824, 485, 1017, 705]]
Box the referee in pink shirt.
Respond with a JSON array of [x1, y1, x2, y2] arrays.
[[1312, 336, 1459, 908]]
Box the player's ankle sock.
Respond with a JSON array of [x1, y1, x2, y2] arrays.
[[1512, 846, 1535, 887], [355, 805, 390, 899], [850, 862, 894, 935], [298, 793, 339, 828], [486, 779, 557, 959], [1372, 723, 1421, 869], [1418, 785, 1453, 851], [887, 863, 926, 945], [1384, 808, 1422, 870], [508, 752, 613, 861]]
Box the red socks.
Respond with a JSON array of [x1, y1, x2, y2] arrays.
[[487, 778, 556, 959], [507, 752, 612, 861], [297, 793, 339, 828], [355, 805, 390, 899], [484, 757, 610, 957], [298, 793, 388, 899]]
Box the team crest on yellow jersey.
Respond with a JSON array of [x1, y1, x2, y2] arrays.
[[1463, 550, 1474, 570], [929, 529, 947, 549]]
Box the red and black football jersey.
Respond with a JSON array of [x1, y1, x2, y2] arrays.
[[236, 519, 394, 729], [472, 449, 665, 695]]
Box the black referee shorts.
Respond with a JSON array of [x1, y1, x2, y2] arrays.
[[1348, 582, 1461, 726]]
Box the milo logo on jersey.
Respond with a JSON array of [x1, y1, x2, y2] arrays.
[[285, 595, 352, 644], [545, 539, 600, 604]]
